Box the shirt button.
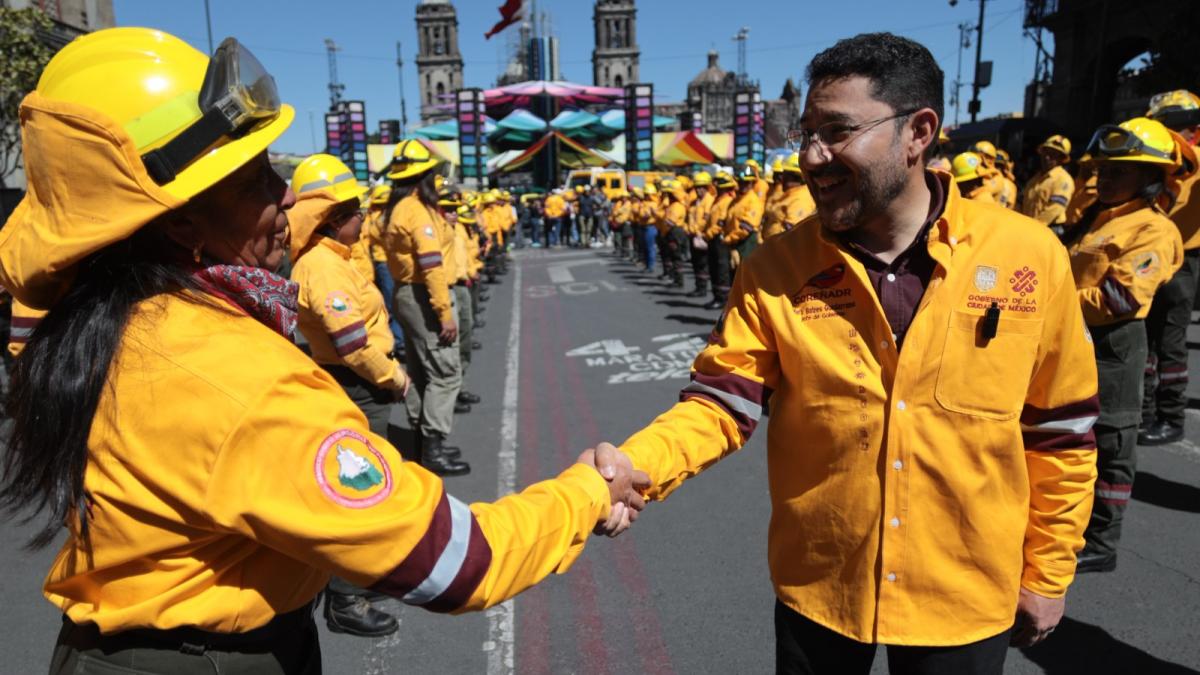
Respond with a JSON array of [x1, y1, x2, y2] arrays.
[[880, 340, 889, 349], [896, 400, 907, 411], [893, 460, 903, 470], [890, 517, 901, 528], [886, 273, 897, 282], [887, 573, 897, 582], [948, 236, 958, 246]]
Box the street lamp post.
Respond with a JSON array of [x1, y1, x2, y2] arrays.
[[969, 0, 987, 123], [203, 0, 214, 54]]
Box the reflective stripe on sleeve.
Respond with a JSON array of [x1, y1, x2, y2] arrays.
[[1020, 396, 1099, 451], [1049, 195, 1069, 206], [417, 252, 444, 270], [738, 221, 754, 233], [1100, 275, 1140, 316], [330, 321, 368, 356], [1095, 480, 1132, 505], [680, 371, 771, 440], [8, 316, 40, 343]]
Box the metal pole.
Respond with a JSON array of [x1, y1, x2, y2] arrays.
[[396, 41, 409, 136], [953, 22, 970, 127], [203, 0, 214, 54], [969, 0, 986, 123], [308, 110, 318, 153]]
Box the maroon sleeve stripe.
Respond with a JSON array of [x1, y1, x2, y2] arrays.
[[1100, 275, 1140, 316], [417, 252, 444, 270], [422, 514, 492, 613], [1021, 396, 1100, 452], [369, 491, 454, 598]]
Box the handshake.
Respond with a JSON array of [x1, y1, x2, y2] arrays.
[[576, 442, 651, 538]]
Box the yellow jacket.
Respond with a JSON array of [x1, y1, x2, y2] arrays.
[[621, 173, 1098, 646], [364, 208, 388, 263], [349, 236, 375, 284], [1068, 199, 1183, 326], [611, 199, 633, 225], [384, 193, 456, 325], [1065, 170, 1098, 226], [1022, 165, 1075, 226], [544, 194, 567, 219], [7, 298, 46, 357], [660, 201, 686, 236], [1166, 140, 1200, 250], [294, 237, 400, 387], [754, 177, 769, 202], [963, 183, 997, 203], [723, 190, 764, 245], [762, 184, 816, 240], [997, 175, 1018, 210], [687, 190, 715, 236], [706, 192, 735, 239], [452, 219, 476, 283], [44, 292, 612, 634]]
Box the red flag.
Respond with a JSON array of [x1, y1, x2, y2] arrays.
[[484, 0, 523, 40]]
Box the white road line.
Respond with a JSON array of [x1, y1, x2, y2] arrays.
[[484, 263, 522, 675], [546, 259, 606, 284]]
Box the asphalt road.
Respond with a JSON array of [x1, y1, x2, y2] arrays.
[[1, 246, 1198, 674]]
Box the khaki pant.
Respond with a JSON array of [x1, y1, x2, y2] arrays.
[[454, 284, 475, 379], [393, 283, 462, 438]]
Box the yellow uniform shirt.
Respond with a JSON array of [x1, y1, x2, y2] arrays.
[[365, 208, 388, 263], [7, 298, 45, 357], [544, 195, 567, 219], [1065, 172, 1098, 226], [452, 219, 473, 283], [349, 234, 375, 284], [706, 192, 735, 239], [754, 177, 769, 202], [1022, 165, 1075, 226], [963, 183, 997, 203], [1166, 141, 1200, 250], [687, 190, 716, 236], [762, 184, 816, 240], [1068, 199, 1184, 326], [294, 238, 399, 387], [723, 190, 764, 245], [611, 199, 632, 225], [45, 293, 612, 634], [997, 176, 1018, 210], [662, 201, 687, 235], [621, 173, 1099, 646], [384, 194, 456, 325]]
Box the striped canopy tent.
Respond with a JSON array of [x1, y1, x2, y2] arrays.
[[492, 131, 619, 173], [488, 109, 549, 148], [411, 117, 498, 141], [652, 130, 735, 166]]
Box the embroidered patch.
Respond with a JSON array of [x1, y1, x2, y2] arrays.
[[1010, 266, 1038, 296], [800, 263, 846, 291], [973, 265, 998, 292], [1134, 252, 1160, 277], [325, 291, 352, 316], [314, 429, 393, 508]]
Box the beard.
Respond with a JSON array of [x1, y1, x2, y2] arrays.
[[811, 150, 908, 234]]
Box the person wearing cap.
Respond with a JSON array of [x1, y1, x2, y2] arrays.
[[762, 153, 816, 240], [660, 180, 690, 288], [970, 141, 1007, 206], [1064, 155, 1099, 226], [1061, 116, 1183, 573], [951, 152, 998, 203], [364, 184, 406, 354], [686, 172, 716, 297], [993, 150, 1019, 210], [927, 128, 954, 173], [0, 27, 648, 673], [591, 185, 612, 247], [744, 158, 770, 202], [723, 165, 766, 268], [704, 172, 738, 309], [640, 183, 662, 273], [1140, 89, 1200, 445], [442, 198, 484, 410], [595, 33, 1099, 670], [382, 139, 471, 475], [610, 190, 633, 257], [629, 186, 647, 265], [289, 154, 412, 637], [543, 189, 567, 247], [764, 155, 785, 216], [1022, 135, 1076, 231]]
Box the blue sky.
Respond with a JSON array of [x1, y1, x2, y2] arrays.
[[112, 0, 1048, 155]]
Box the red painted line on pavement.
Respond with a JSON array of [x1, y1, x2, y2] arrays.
[[550, 290, 676, 675], [516, 297, 551, 675]]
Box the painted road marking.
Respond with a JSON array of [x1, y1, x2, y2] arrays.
[[566, 334, 707, 385], [484, 263, 522, 675], [546, 259, 606, 284]]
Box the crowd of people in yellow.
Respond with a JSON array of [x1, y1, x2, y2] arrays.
[[1, 20, 1199, 675]]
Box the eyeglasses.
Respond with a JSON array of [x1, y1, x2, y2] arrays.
[[329, 207, 365, 225], [787, 109, 920, 154]]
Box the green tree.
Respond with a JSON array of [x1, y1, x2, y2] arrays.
[[0, 8, 54, 187]]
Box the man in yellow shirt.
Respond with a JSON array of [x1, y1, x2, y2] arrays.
[[598, 33, 1097, 671], [951, 151, 998, 203], [704, 173, 738, 309], [1022, 135, 1076, 231], [543, 190, 567, 247], [724, 165, 765, 268], [761, 152, 816, 240], [686, 172, 716, 297]]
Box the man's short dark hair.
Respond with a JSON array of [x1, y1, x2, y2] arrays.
[[806, 32, 944, 132]]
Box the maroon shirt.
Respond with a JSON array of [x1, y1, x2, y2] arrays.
[[840, 173, 946, 349]]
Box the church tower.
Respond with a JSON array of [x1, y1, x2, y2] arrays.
[[415, 0, 464, 123], [592, 0, 639, 88]]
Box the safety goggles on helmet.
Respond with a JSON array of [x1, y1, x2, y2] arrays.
[[142, 37, 281, 185], [1085, 124, 1173, 162]]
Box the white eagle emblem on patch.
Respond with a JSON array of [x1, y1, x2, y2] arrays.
[[973, 265, 998, 292]]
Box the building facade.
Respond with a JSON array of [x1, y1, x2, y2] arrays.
[[592, 0, 639, 89], [415, 0, 464, 124]]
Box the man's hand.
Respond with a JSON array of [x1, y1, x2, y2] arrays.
[[390, 364, 410, 401], [1011, 588, 1065, 647], [438, 319, 459, 346], [577, 442, 651, 538]]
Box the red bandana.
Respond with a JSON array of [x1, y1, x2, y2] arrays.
[[192, 265, 299, 339]]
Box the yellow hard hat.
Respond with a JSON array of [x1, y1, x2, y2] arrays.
[[388, 139, 439, 180], [736, 164, 757, 182], [631, 186, 644, 198], [928, 156, 952, 173], [995, 149, 1011, 167], [35, 27, 293, 203], [678, 175, 694, 190], [501, 190, 512, 200], [971, 140, 997, 161], [715, 171, 737, 189], [780, 152, 804, 176], [771, 155, 785, 173], [368, 184, 392, 205], [1039, 134, 1071, 157], [481, 192, 497, 204], [1087, 117, 1176, 166], [456, 205, 477, 224], [951, 152, 989, 183], [292, 153, 368, 204], [1148, 90, 1200, 118], [435, 175, 446, 190], [744, 158, 762, 176], [692, 170, 713, 187], [644, 183, 658, 195]]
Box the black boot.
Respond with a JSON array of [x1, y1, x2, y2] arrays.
[[421, 434, 470, 476], [323, 590, 398, 637], [454, 400, 472, 414], [704, 297, 726, 310], [1075, 544, 1117, 574], [458, 391, 482, 404], [1138, 420, 1184, 446], [474, 319, 487, 329]]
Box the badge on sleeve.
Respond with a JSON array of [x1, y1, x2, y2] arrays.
[[314, 429, 393, 508], [424, 225, 436, 238], [325, 291, 352, 316], [1134, 252, 1160, 277]]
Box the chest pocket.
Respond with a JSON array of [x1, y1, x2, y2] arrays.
[[935, 309, 1044, 420]]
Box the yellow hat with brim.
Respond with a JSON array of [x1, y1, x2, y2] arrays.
[[388, 139, 439, 180], [287, 190, 344, 252], [292, 153, 368, 204]]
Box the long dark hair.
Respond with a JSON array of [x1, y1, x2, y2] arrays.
[[384, 170, 440, 224], [0, 224, 203, 549]]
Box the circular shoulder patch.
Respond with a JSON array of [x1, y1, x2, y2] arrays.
[[314, 429, 394, 508], [325, 291, 352, 316]]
